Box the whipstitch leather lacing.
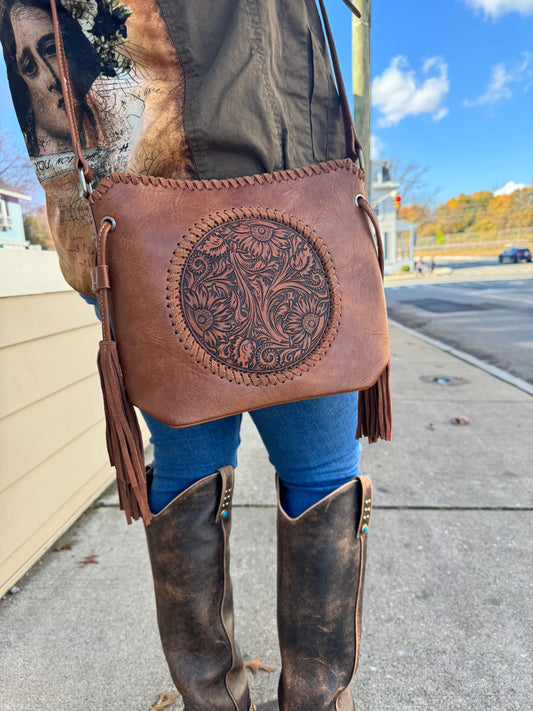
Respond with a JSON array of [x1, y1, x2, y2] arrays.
[[88, 159, 362, 202]]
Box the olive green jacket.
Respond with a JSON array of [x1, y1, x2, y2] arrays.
[[1, 0, 346, 293]]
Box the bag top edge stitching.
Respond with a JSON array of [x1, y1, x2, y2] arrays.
[[89, 159, 362, 203]]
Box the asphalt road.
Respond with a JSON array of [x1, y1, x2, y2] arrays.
[[385, 263, 533, 385], [432, 258, 499, 270]]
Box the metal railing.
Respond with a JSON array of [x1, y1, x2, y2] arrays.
[[414, 225, 533, 249]]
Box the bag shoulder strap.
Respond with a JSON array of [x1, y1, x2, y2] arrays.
[[50, 0, 94, 187], [317, 0, 365, 168], [49, 0, 365, 192]]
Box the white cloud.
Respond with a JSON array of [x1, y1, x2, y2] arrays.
[[464, 51, 533, 107], [494, 180, 528, 195], [465, 0, 533, 18], [464, 64, 513, 106], [372, 56, 449, 127], [433, 107, 449, 121]]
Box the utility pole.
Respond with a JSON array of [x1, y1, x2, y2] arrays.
[[352, 0, 371, 193]]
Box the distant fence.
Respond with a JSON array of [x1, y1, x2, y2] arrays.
[[416, 226, 533, 248], [397, 225, 533, 258]]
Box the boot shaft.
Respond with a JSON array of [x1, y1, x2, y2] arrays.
[[146, 466, 251, 711], [276, 475, 372, 710]]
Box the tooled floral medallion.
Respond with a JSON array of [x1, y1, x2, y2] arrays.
[[167, 208, 340, 383]]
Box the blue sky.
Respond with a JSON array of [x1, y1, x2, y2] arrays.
[[1, 0, 532, 205], [327, 0, 533, 202]]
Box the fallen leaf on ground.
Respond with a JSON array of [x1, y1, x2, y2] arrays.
[[244, 656, 275, 677], [451, 416, 470, 426], [150, 690, 181, 710], [80, 554, 99, 564], [55, 540, 78, 551]]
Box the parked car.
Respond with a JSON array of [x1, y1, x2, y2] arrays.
[[498, 247, 532, 263]]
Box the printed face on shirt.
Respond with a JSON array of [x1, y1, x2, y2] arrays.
[[1, 0, 196, 294], [10, 3, 71, 149]]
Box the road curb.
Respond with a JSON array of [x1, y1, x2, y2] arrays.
[[389, 318, 533, 397]]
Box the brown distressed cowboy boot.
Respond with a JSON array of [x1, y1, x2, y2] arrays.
[[145, 465, 253, 711], [275, 475, 372, 710]]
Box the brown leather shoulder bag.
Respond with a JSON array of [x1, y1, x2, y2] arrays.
[[50, 0, 391, 525]]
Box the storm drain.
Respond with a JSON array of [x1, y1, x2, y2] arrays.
[[420, 375, 468, 386]]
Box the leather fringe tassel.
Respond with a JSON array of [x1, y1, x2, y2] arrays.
[[97, 340, 152, 525], [356, 362, 393, 443]]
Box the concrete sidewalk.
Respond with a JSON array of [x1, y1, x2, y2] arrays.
[[1, 323, 532, 711]]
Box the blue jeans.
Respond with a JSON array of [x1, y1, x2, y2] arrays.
[[82, 295, 361, 517], [144, 393, 361, 516]]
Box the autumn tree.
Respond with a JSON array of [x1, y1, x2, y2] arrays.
[[398, 204, 429, 224], [388, 159, 439, 207], [404, 184, 533, 240], [510, 187, 533, 227], [0, 127, 40, 199], [1, 124, 52, 252], [23, 215, 54, 250]]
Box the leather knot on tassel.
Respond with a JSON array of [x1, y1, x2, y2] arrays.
[[93, 218, 151, 525]]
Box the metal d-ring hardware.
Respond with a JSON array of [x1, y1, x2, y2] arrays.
[[356, 147, 365, 172], [101, 216, 117, 231], [78, 168, 93, 198], [354, 193, 366, 208]]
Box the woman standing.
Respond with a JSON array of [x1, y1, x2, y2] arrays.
[[1, 1, 380, 708]]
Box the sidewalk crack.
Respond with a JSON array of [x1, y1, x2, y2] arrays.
[[232, 504, 533, 512]]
